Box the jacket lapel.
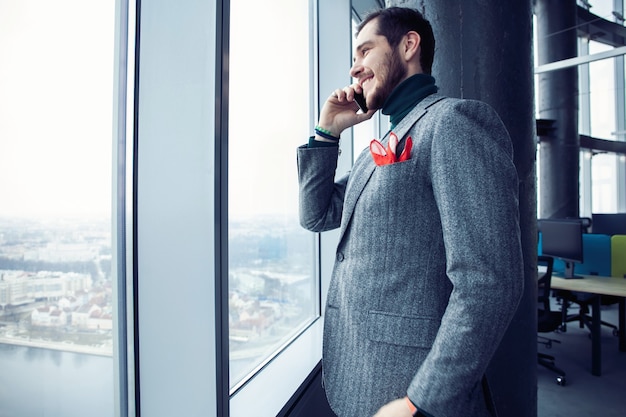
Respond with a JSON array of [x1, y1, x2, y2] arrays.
[[393, 93, 447, 140], [336, 94, 448, 246]]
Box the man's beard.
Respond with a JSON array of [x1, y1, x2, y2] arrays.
[[367, 49, 407, 110]]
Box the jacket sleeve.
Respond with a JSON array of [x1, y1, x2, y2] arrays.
[[407, 100, 524, 416], [296, 144, 348, 233]]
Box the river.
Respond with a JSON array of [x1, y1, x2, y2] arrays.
[[0, 343, 113, 417]]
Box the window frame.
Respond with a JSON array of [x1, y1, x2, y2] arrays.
[[112, 0, 136, 415], [131, 0, 219, 415]]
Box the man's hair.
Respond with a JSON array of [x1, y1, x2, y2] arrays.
[[356, 7, 435, 74]]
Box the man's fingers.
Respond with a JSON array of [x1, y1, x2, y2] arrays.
[[330, 84, 361, 102]]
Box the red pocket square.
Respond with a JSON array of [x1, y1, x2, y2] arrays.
[[369, 132, 413, 166]]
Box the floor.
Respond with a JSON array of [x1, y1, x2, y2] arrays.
[[537, 300, 626, 417]]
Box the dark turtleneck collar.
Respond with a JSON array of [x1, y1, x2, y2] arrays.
[[382, 74, 438, 129]]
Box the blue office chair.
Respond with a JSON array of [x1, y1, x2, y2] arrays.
[[537, 255, 567, 386]]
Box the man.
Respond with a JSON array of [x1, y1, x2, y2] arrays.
[[297, 7, 523, 417]]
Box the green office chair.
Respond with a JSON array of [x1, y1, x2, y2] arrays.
[[537, 255, 567, 386]]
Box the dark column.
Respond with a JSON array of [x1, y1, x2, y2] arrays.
[[388, 1, 537, 416], [536, 0, 580, 219]]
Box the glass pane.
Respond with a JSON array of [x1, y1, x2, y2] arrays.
[[0, 1, 116, 416], [592, 153, 618, 212], [588, 41, 616, 140], [584, 0, 617, 20], [228, 0, 316, 390]]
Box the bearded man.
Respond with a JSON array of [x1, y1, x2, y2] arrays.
[[297, 7, 524, 417]]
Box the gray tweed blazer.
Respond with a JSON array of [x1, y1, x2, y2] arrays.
[[297, 93, 524, 417]]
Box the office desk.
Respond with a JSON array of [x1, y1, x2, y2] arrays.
[[550, 274, 626, 376]]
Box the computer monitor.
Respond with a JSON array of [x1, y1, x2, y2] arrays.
[[540, 218, 584, 279], [591, 213, 626, 235]]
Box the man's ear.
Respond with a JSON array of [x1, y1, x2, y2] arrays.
[[402, 31, 421, 62]]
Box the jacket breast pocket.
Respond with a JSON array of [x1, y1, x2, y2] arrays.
[[366, 311, 440, 348], [369, 158, 421, 195], [374, 158, 414, 174]]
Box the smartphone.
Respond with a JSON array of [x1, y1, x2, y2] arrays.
[[354, 92, 368, 112]]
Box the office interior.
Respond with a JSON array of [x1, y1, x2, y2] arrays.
[[0, 0, 625, 416]]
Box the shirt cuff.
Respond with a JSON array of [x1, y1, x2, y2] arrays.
[[307, 135, 339, 148], [406, 397, 434, 417]]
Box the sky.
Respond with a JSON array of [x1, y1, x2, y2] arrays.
[[227, 0, 310, 219], [0, 0, 308, 221], [0, 0, 115, 218]]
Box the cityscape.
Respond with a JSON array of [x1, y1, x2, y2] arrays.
[[0, 214, 317, 383], [0, 216, 113, 356]]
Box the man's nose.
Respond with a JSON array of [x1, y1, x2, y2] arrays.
[[349, 60, 363, 78]]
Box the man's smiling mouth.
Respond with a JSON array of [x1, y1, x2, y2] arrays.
[[360, 76, 374, 90]]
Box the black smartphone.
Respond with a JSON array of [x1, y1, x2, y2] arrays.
[[354, 92, 368, 112]]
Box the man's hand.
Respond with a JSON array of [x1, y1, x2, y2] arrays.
[[372, 398, 414, 417], [317, 83, 376, 137]]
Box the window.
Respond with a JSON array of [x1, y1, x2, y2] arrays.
[[581, 0, 615, 19], [228, 0, 317, 391], [592, 153, 620, 212], [536, 2, 626, 215], [581, 3, 626, 213], [0, 1, 116, 416], [588, 41, 616, 140], [584, 41, 621, 213]]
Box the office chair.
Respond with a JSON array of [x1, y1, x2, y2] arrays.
[[558, 292, 620, 337], [537, 255, 567, 386]]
